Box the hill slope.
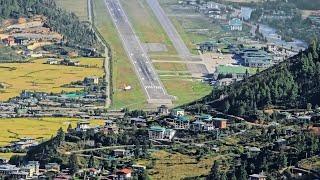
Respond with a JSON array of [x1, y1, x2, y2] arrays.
[[0, 0, 102, 50], [198, 40, 320, 115]]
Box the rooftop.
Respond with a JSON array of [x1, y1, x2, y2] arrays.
[[149, 126, 166, 132], [216, 65, 258, 75], [229, 18, 242, 26], [213, 117, 228, 121]]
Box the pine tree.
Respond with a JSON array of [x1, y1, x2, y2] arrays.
[[69, 153, 79, 175], [56, 127, 65, 146], [239, 164, 248, 180], [88, 154, 95, 168], [220, 172, 227, 180], [67, 124, 73, 132], [230, 167, 237, 180], [207, 161, 220, 180]]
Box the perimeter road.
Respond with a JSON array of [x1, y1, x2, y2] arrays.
[[88, 0, 111, 108], [104, 0, 172, 106]]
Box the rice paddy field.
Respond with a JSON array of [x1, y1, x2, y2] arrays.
[[0, 58, 104, 101], [0, 117, 105, 158]]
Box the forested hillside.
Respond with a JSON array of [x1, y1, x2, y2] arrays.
[[199, 40, 320, 115], [0, 0, 101, 50]]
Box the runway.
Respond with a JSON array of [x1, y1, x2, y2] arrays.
[[146, 0, 209, 75], [104, 0, 172, 105]]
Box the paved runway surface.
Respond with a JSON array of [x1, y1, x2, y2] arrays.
[[146, 0, 208, 75], [104, 0, 172, 104]]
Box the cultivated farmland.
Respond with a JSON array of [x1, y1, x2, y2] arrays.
[[0, 58, 104, 101]]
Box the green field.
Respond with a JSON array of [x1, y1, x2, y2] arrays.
[[56, 0, 88, 21], [162, 79, 211, 106]]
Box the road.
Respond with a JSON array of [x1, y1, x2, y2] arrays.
[[146, 0, 208, 75], [104, 0, 172, 105], [88, 0, 111, 108]]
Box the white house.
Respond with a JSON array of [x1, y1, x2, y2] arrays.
[[76, 121, 91, 132], [148, 126, 176, 141]]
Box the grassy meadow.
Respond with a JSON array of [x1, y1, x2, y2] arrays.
[[56, 0, 88, 21], [0, 58, 104, 101], [138, 150, 227, 180]]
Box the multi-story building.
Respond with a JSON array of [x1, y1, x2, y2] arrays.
[[148, 126, 176, 141]]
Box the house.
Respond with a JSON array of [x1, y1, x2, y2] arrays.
[[14, 37, 29, 45], [191, 120, 215, 131], [229, 18, 243, 31], [240, 7, 253, 21], [215, 78, 235, 86], [103, 120, 119, 134], [241, 48, 272, 68], [171, 108, 185, 117], [158, 105, 170, 115], [173, 116, 190, 129], [60, 58, 80, 66], [0, 164, 19, 177], [249, 173, 267, 180], [9, 172, 29, 179], [197, 114, 213, 121], [148, 126, 176, 141], [84, 76, 99, 85], [2, 36, 15, 46], [116, 168, 132, 180], [20, 161, 40, 177], [132, 165, 146, 172], [45, 163, 60, 172], [0, 158, 8, 165], [113, 149, 131, 158], [12, 137, 38, 150], [213, 118, 227, 129], [130, 117, 147, 127], [76, 120, 91, 132], [198, 41, 215, 52], [46, 58, 59, 65]]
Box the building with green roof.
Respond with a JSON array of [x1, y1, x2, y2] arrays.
[[214, 65, 259, 79], [173, 116, 190, 129]]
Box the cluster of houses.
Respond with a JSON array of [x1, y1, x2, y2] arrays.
[[148, 108, 228, 141], [0, 159, 145, 180], [0, 161, 40, 179], [46, 58, 80, 66], [4, 137, 39, 152], [0, 17, 62, 45], [179, 0, 247, 31], [0, 76, 105, 118], [0, 16, 63, 59]]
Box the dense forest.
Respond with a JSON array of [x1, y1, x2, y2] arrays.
[[0, 0, 102, 50], [289, 0, 320, 10], [197, 40, 320, 116]]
